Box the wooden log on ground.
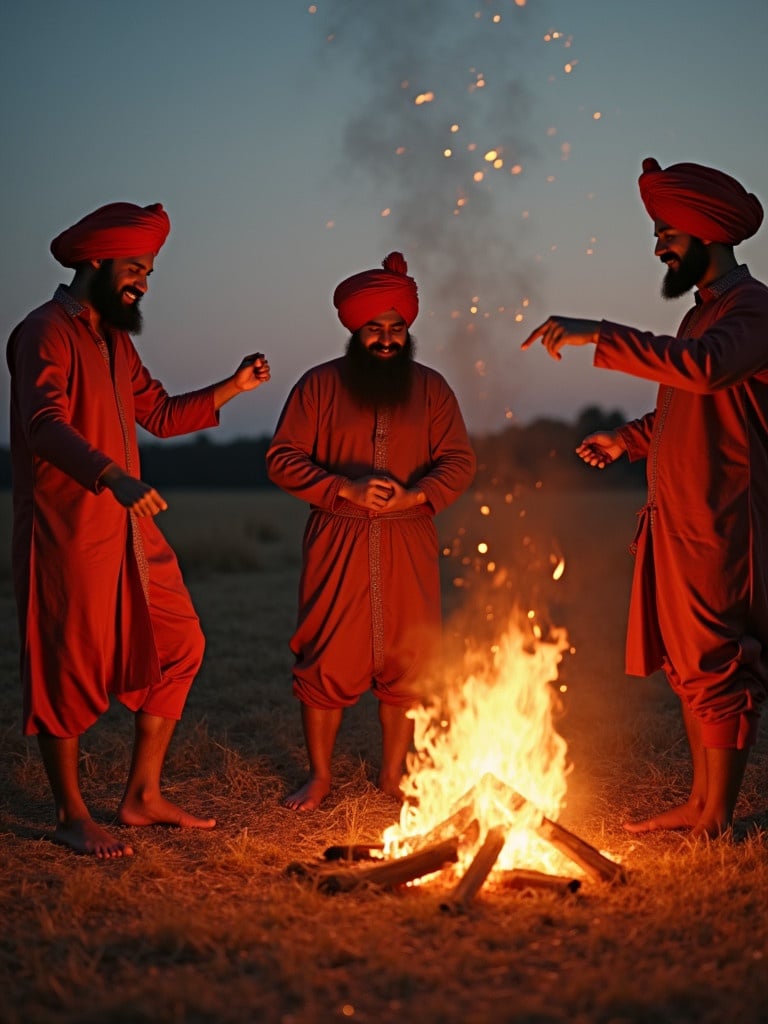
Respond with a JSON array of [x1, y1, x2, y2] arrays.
[[315, 834, 463, 894], [439, 825, 508, 914], [535, 817, 626, 885], [498, 868, 581, 895], [323, 843, 385, 862]]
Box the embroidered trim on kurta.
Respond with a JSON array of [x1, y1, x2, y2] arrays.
[[370, 407, 391, 673], [105, 336, 151, 602], [56, 288, 152, 603]]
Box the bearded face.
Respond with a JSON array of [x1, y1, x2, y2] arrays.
[[342, 332, 415, 408], [660, 235, 711, 299], [89, 259, 145, 333]]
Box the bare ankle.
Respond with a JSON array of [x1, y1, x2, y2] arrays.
[[284, 777, 330, 811]]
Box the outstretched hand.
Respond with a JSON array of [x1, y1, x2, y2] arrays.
[[233, 353, 271, 391], [213, 353, 272, 410], [521, 316, 601, 360], [576, 431, 627, 470]]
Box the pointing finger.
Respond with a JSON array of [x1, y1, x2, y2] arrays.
[[521, 320, 549, 350]]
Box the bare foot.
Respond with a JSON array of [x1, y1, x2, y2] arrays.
[[690, 815, 732, 840], [117, 795, 216, 829], [54, 818, 134, 858], [623, 799, 703, 834], [284, 778, 330, 811], [377, 773, 405, 802]]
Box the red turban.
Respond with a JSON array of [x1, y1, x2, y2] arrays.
[[638, 157, 763, 245], [333, 251, 419, 332], [50, 202, 171, 268]]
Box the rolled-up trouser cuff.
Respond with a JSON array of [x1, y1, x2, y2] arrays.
[[700, 711, 759, 750]]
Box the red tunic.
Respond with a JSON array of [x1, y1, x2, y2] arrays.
[[595, 266, 768, 748], [266, 357, 476, 709], [7, 287, 220, 737]]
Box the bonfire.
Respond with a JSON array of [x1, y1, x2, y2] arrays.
[[290, 610, 625, 908]]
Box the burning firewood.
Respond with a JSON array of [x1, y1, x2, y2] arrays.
[[411, 805, 480, 852], [535, 817, 625, 885], [405, 780, 494, 853], [439, 825, 508, 914], [289, 769, 623, 903], [480, 773, 626, 885], [288, 833, 467, 894], [317, 834, 462, 893]]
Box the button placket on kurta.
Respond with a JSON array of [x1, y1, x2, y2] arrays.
[[54, 287, 152, 605], [369, 406, 391, 673], [91, 325, 151, 603]]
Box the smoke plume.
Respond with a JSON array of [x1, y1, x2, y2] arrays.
[[315, 0, 551, 430]]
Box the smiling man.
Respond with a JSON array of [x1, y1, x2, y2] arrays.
[[522, 158, 768, 839], [267, 252, 476, 810], [7, 201, 271, 857]]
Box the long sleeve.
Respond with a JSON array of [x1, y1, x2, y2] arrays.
[[266, 360, 475, 514], [617, 411, 655, 462], [594, 283, 768, 394], [415, 377, 476, 514], [7, 313, 113, 491], [266, 372, 349, 510], [123, 336, 220, 438]]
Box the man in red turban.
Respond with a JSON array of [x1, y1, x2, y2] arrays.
[[522, 158, 768, 838], [637, 157, 763, 246], [268, 252, 476, 810], [333, 250, 419, 332], [50, 201, 172, 267], [7, 202, 272, 857]]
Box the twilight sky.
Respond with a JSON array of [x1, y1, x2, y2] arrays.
[[2, 0, 767, 446]]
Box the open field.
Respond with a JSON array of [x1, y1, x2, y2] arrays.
[[1, 486, 767, 1024]]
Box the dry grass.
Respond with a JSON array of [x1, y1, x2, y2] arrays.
[[1, 486, 767, 1024]]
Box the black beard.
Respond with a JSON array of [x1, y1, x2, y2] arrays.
[[89, 260, 144, 333], [661, 237, 710, 299], [342, 333, 415, 408]]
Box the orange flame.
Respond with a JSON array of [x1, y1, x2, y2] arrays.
[[383, 616, 574, 875]]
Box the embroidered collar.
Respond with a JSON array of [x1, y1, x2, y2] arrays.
[[53, 284, 88, 318], [696, 264, 750, 304]]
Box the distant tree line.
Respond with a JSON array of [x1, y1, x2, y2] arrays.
[[140, 435, 272, 489], [0, 406, 646, 491], [472, 405, 646, 491]]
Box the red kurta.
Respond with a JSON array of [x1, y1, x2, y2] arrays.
[[595, 266, 768, 747], [7, 286, 220, 737], [266, 357, 476, 709]]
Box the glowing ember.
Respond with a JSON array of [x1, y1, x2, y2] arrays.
[[383, 616, 574, 876]]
